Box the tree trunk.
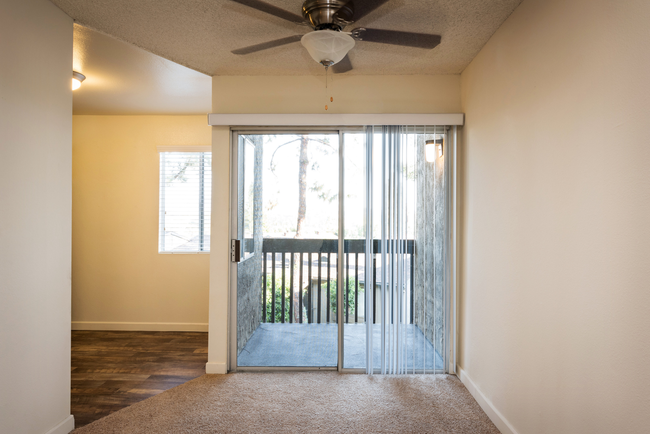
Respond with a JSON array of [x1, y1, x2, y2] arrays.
[[296, 135, 309, 238], [294, 136, 309, 322]]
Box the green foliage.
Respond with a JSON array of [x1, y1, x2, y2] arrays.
[[262, 275, 364, 324], [263, 276, 294, 324], [310, 182, 338, 203], [324, 278, 364, 320]]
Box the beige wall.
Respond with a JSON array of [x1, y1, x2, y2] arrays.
[[72, 116, 211, 331], [459, 0, 650, 433], [0, 0, 74, 433], [212, 75, 461, 114], [208, 75, 461, 373]]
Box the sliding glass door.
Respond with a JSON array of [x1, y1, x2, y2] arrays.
[[232, 131, 342, 368], [230, 127, 453, 373], [341, 131, 367, 369]]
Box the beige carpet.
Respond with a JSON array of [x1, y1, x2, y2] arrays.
[[72, 373, 499, 434]]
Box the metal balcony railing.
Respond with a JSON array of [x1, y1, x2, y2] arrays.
[[261, 239, 415, 325]]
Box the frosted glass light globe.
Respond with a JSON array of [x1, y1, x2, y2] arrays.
[[301, 30, 355, 66]]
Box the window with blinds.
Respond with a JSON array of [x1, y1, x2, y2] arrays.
[[159, 151, 212, 253]]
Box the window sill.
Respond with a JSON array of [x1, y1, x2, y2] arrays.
[[158, 251, 210, 255]]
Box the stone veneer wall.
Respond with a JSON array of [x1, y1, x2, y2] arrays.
[[237, 137, 264, 356], [413, 133, 446, 358]]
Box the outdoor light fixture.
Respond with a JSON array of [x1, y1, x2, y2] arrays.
[[72, 71, 86, 90], [425, 138, 444, 162], [301, 30, 355, 67]]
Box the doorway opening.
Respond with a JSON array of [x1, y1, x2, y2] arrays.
[[230, 127, 454, 373]]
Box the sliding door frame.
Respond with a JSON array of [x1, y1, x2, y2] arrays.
[[228, 127, 363, 372], [227, 126, 459, 374], [446, 126, 459, 375]]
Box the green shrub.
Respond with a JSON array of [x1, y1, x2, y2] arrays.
[[262, 276, 364, 323]]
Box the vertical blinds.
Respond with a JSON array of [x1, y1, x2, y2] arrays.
[[365, 125, 447, 374], [366, 125, 412, 374], [159, 151, 212, 253]]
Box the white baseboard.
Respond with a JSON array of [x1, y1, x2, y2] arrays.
[[45, 415, 74, 434], [72, 321, 209, 332], [206, 361, 227, 374], [457, 366, 519, 434]]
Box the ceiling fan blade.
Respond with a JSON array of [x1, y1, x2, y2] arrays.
[[232, 35, 303, 55], [351, 28, 441, 49], [343, 0, 390, 22], [332, 55, 353, 73], [230, 0, 305, 24]]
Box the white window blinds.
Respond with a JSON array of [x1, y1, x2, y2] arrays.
[[159, 150, 212, 253]]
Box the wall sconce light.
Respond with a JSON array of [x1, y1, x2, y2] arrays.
[[72, 71, 86, 90], [425, 138, 444, 162]]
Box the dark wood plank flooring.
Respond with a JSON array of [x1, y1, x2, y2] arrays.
[[71, 330, 208, 428]]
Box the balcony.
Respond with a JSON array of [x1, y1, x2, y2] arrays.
[[236, 239, 444, 370]]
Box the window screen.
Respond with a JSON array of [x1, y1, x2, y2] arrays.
[[159, 151, 212, 253]]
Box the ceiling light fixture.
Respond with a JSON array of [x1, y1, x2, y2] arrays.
[[72, 71, 86, 90], [301, 30, 355, 68]]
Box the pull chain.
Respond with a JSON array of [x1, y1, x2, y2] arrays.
[[325, 66, 329, 110], [324, 66, 334, 111]]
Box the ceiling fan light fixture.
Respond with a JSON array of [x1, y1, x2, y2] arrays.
[[301, 30, 355, 67]]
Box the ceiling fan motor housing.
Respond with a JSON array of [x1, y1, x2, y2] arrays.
[[302, 0, 354, 30], [230, 0, 443, 72]]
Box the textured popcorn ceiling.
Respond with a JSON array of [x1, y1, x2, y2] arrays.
[[52, 0, 523, 76]]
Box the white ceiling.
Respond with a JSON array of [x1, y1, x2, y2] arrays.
[[54, 0, 523, 76], [72, 24, 211, 115]]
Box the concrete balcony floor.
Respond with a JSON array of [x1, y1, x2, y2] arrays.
[[237, 323, 444, 370]]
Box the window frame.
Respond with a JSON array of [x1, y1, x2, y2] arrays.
[[157, 145, 212, 254]]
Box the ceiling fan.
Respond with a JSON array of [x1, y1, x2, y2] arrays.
[[230, 0, 441, 73]]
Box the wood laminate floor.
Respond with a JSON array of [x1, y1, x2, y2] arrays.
[[71, 331, 208, 428]]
